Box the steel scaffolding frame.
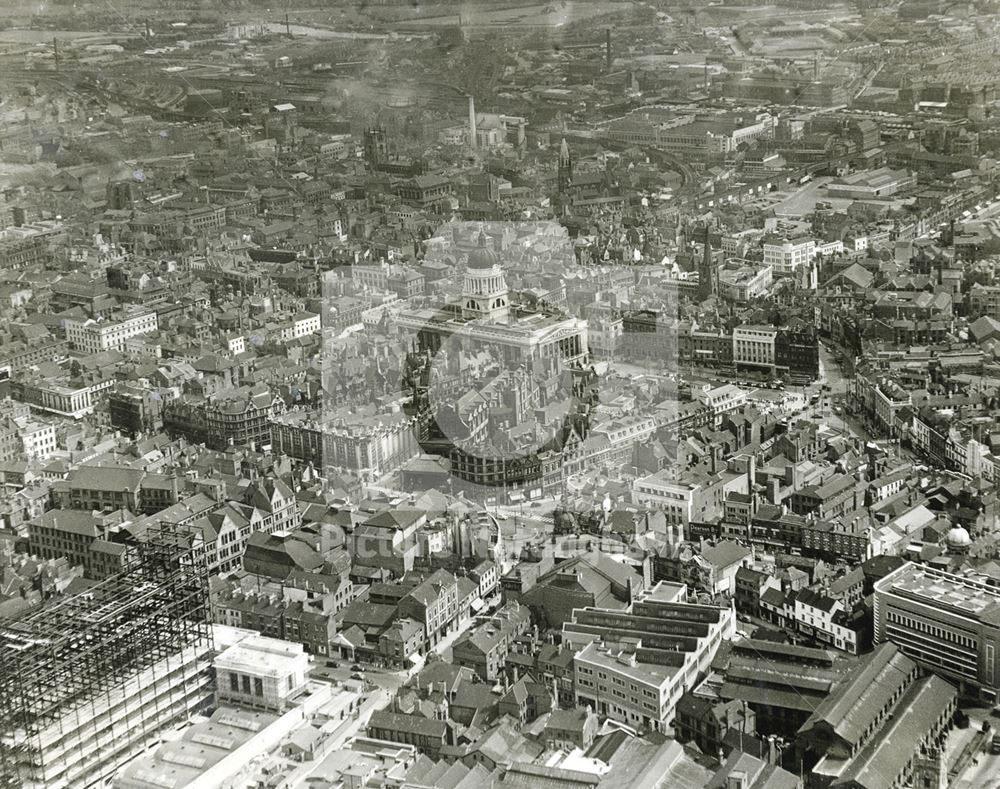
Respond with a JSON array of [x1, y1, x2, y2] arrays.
[[0, 525, 214, 788]]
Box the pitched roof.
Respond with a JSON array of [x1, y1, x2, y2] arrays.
[[368, 710, 447, 738], [830, 675, 956, 789], [799, 643, 915, 748], [67, 465, 145, 492], [701, 540, 750, 570], [363, 508, 425, 530], [31, 509, 102, 537]]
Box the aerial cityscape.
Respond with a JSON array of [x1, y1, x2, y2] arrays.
[[1, 0, 1000, 787]]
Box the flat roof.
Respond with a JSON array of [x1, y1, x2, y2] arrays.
[[214, 634, 307, 677], [638, 581, 688, 604], [575, 641, 679, 686], [884, 563, 1000, 618]]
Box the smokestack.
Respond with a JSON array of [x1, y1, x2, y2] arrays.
[[285, 12, 291, 37], [468, 95, 477, 150], [605, 29, 612, 71], [53, 38, 58, 71]]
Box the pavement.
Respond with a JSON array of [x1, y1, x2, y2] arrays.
[[818, 342, 849, 395], [954, 751, 1000, 789], [430, 616, 478, 663], [364, 665, 409, 696], [953, 708, 1000, 789]]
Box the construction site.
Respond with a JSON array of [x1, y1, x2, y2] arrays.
[[0, 531, 215, 789]]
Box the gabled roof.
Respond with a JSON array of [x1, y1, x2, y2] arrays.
[[363, 508, 425, 530], [798, 642, 913, 747], [830, 675, 956, 789], [369, 710, 448, 738], [825, 262, 874, 291], [701, 540, 750, 570], [31, 509, 102, 537], [970, 315, 1000, 343], [67, 465, 145, 492]]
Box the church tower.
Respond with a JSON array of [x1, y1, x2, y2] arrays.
[[911, 747, 946, 789], [557, 138, 573, 194], [363, 127, 388, 169], [463, 230, 509, 324]]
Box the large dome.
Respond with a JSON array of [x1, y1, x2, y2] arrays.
[[467, 230, 500, 270], [946, 525, 972, 549]]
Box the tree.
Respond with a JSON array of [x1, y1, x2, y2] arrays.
[[554, 509, 578, 534]]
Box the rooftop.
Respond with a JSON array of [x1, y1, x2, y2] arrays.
[[575, 640, 680, 687], [880, 563, 1000, 619], [214, 634, 307, 678]]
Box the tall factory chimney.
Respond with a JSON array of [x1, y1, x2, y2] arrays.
[[468, 95, 477, 150], [605, 29, 612, 71], [52, 37, 58, 71]]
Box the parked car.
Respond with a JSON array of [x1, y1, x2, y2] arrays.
[[990, 733, 1000, 755]]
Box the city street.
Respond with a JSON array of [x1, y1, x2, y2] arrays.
[[954, 750, 1000, 789], [952, 709, 1000, 789], [429, 617, 477, 663], [271, 686, 395, 789], [817, 341, 849, 396]]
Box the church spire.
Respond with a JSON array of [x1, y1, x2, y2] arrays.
[[699, 223, 715, 301], [557, 138, 573, 195]]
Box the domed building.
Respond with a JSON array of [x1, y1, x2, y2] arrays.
[[396, 223, 589, 367], [462, 231, 508, 323], [946, 524, 972, 554], [390, 223, 594, 506]]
